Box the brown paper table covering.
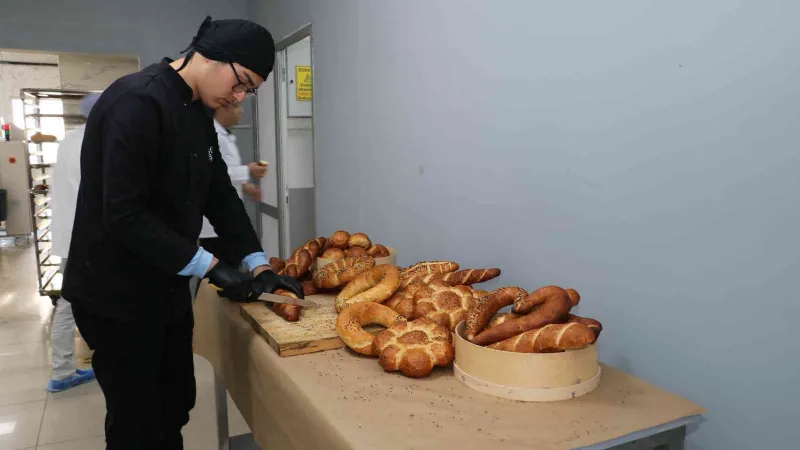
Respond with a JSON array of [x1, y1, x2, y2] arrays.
[[192, 282, 704, 450]]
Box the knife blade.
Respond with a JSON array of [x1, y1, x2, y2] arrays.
[[258, 292, 319, 308]]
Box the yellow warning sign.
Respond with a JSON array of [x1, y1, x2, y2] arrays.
[[295, 65, 312, 101]]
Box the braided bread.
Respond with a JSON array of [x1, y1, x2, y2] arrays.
[[280, 248, 313, 279], [372, 317, 454, 378], [336, 302, 405, 355], [464, 286, 528, 341], [384, 282, 426, 318], [402, 268, 501, 289], [335, 265, 401, 312], [313, 256, 376, 289], [472, 286, 572, 346], [270, 289, 302, 322], [347, 232, 372, 249], [269, 257, 286, 274], [400, 261, 459, 281], [487, 322, 596, 353], [413, 282, 476, 330]]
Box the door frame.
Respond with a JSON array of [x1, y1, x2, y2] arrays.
[[273, 23, 314, 258]]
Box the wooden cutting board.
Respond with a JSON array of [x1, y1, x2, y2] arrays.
[[240, 293, 347, 357]]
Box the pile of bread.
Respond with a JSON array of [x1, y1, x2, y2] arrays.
[[265, 231, 392, 321], [267, 232, 603, 379]]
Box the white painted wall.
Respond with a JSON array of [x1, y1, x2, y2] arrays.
[[250, 1, 800, 448]]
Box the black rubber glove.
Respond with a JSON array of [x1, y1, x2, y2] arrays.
[[206, 262, 262, 303], [256, 270, 305, 299]]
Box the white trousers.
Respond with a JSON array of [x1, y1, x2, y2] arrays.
[[51, 297, 76, 380]]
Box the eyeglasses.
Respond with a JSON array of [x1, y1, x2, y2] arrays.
[[229, 63, 256, 97]]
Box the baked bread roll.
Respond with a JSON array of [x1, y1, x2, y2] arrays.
[[400, 261, 459, 280], [402, 268, 501, 288], [311, 237, 327, 255], [321, 248, 345, 260], [412, 282, 477, 331], [488, 323, 596, 353], [384, 282, 426, 318], [347, 232, 371, 249], [465, 286, 528, 341], [343, 247, 368, 257], [366, 244, 390, 258], [335, 265, 401, 313], [329, 230, 350, 249], [313, 256, 376, 289], [372, 317, 454, 378], [471, 286, 572, 346], [336, 302, 405, 355], [566, 288, 580, 307], [567, 314, 602, 337], [270, 289, 302, 322]]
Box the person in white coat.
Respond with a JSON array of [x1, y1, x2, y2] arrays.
[[47, 93, 102, 392], [198, 101, 266, 267]]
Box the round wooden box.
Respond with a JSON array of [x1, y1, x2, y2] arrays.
[[313, 247, 397, 270], [452, 321, 601, 402]]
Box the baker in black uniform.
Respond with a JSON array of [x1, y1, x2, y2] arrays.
[[61, 16, 303, 450]]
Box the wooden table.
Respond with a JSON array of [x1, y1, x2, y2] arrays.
[[192, 282, 704, 450]]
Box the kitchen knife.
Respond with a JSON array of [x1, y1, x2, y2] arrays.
[[209, 284, 318, 308]]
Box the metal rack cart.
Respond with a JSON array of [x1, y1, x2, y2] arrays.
[[21, 88, 96, 300]]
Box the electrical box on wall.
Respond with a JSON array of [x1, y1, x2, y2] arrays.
[[286, 37, 312, 118]]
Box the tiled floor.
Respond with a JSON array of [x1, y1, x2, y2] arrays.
[[0, 244, 251, 450]]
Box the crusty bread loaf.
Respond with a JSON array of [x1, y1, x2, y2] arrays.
[[567, 314, 602, 337], [270, 289, 302, 322], [487, 322, 596, 353], [400, 261, 459, 281], [402, 268, 501, 289], [347, 232, 372, 249], [302, 280, 318, 296], [336, 302, 405, 356], [313, 256, 376, 289], [412, 282, 476, 331], [471, 286, 572, 346], [321, 248, 345, 260], [344, 247, 368, 257], [566, 288, 580, 307], [487, 312, 521, 329], [335, 265, 401, 312], [372, 317, 454, 378], [465, 286, 528, 341], [329, 230, 350, 249], [366, 244, 390, 258]]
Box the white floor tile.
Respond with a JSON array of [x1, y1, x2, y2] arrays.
[[35, 436, 105, 450], [37, 385, 104, 446], [0, 343, 51, 375], [0, 401, 45, 450], [0, 368, 51, 408], [0, 321, 48, 347]]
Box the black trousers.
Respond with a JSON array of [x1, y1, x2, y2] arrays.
[[72, 306, 196, 450]]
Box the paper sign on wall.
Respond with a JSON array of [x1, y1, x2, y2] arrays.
[[295, 66, 312, 101]]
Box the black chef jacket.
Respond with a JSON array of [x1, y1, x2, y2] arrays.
[[62, 59, 262, 323]]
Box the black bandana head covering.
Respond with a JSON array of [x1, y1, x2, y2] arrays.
[[182, 16, 276, 80]]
